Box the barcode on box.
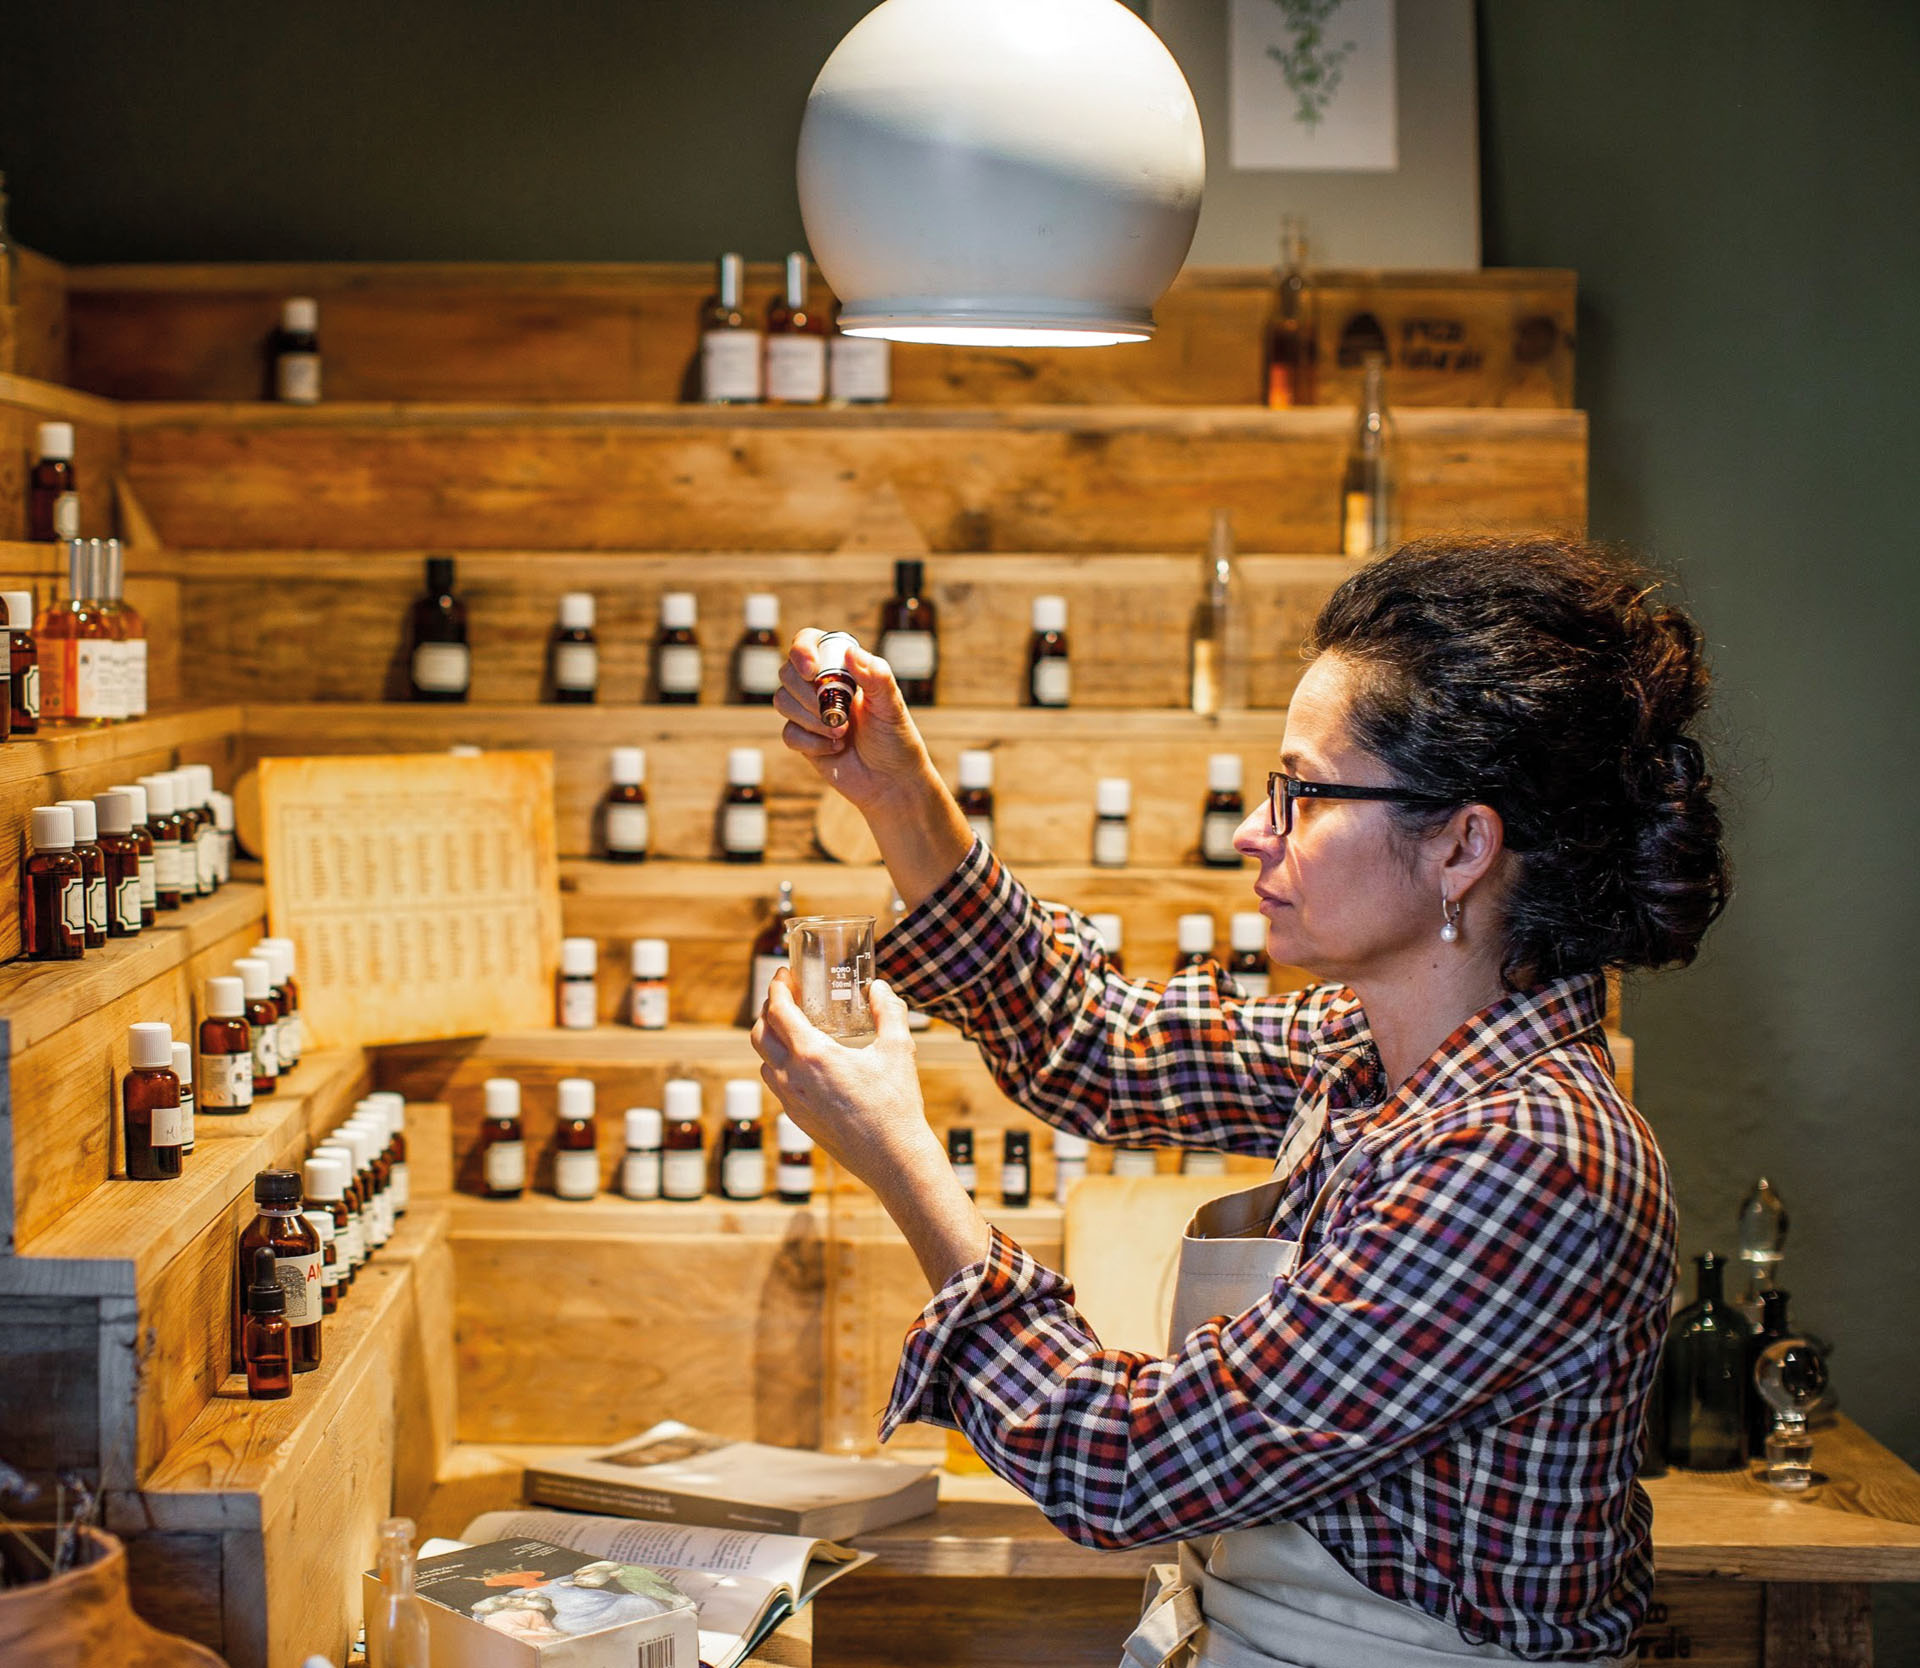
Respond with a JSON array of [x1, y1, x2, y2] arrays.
[[637, 1638, 678, 1668]]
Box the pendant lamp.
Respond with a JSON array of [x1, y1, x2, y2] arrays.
[[797, 0, 1205, 347]]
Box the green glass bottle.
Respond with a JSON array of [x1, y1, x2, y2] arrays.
[[1662, 1250, 1756, 1470]]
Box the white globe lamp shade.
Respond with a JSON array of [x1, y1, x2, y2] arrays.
[[797, 0, 1205, 348]]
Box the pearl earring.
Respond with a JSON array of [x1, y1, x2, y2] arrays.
[[1440, 894, 1462, 943]]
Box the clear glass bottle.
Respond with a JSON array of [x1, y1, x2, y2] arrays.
[[1341, 354, 1398, 560], [722, 748, 767, 863], [1754, 1333, 1828, 1494], [734, 593, 784, 703], [602, 746, 650, 862], [124, 1022, 184, 1182], [764, 252, 827, 406], [99, 538, 146, 720], [748, 881, 795, 1018], [1202, 753, 1246, 867], [481, 1077, 527, 1199], [878, 559, 938, 704], [956, 751, 995, 847], [1092, 778, 1130, 868], [827, 299, 891, 405], [1112, 1146, 1159, 1178], [55, 797, 108, 948], [1264, 215, 1317, 408], [1027, 595, 1070, 707], [108, 782, 157, 925], [1229, 912, 1271, 998], [1660, 1250, 1756, 1471], [5, 590, 40, 736], [661, 1078, 706, 1202], [1175, 913, 1215, 972], [1190, 510, 1247, 715], [700, 253, 762, 404], [628, 937, 669, 1029], [22, 805, 85, 961], [1734, 1178, 1789, 1326], [408, 556, 470, 702], [653, 591, 702, 703], [372, 1517, 432, 1668], [139, 772, 185, 912], [1745, 1287, 1797, 1456], [622, 1107, 663, 1201], [29, 422, 80, 543], [549, 591, 599, 704], [553, 1078, 599, 1200]]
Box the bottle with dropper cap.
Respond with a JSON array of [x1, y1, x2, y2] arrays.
[[1175, 913, 1216, 972], [721, 749, 767, 862], [242, 1247, 293, 1400], [1201, 754, 1246, 867], [259, 938, 304, 1069], [1027, 596, 1070, 708], [233, 1168, 323, 1375], [811, 633, 859, 731]]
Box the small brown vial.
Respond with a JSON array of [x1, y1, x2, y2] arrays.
[[109, 782, 158, 926], [234, 957, 281, 1097], [140, 774, 185, 912], [653, 592, 702, 704], [29, 422, 79, 543], [56, 799, 108, 948], [242, 1247, 293, 1400], [661, 1078, 706, 1202], [480, 1078, 528, 1199], [1026, 596, 1071, 708], [123, 1023, 185, 1182], [92, 791, 144, 939], [6, 591, 40, 737], [552, 1078, 599, 1200], [233, 1169, 322, 1375], [23, 806, 85, 962], [812, 631, 859, 731], [719, 1080, 766, 1201]]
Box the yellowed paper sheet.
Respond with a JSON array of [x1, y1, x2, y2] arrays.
[[1065, 1173, 1249, 1356], [259, 750, 562, 1049]]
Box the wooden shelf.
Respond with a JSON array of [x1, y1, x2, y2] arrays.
[[0, 704, 241, 791], [445, 1192, 1060, 1239]]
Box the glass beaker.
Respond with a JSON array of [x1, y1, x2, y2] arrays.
[[785, 914, 877, 1045]]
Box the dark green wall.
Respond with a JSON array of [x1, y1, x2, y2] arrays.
[[1479, 1, 1920, 1653], [5, 0, 1916, 1650]]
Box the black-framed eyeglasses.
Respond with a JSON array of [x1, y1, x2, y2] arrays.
[[1266, 772, 1461, 837]]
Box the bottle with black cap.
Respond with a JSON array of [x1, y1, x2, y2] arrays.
[[878, 560, 938, 704], [233, 1169, 322, 1375]]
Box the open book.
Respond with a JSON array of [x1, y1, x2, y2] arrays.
[[463, 1509, 872, 1668], [522, 1421, 938, 1540]]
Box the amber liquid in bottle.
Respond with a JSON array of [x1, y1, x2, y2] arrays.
[[23, 845, 85, 961], [481, 1113, 527, 1199], [654, 622, 701, 704], [662, 1114, 706, 1202], [408, 555, 470, 702], [553, 1111, 598, 1198], [1202, 787, 1246, 868], [9, 611, 40, 736], [242, 1248, 293, 1401], [1027, 624, 1069, 707], [116, 797, 156, 926], [233, 1184, 323, 1375], [69, 828, 107, 948], [148, 809, 184, 912], [123, 1063, 185, 1181], [1264, 216, 1317, 408], [245, 992, 281, 1096], [28, 454, 76, 543], [723, 780, 766, 863], [97, 825, 142, 938], [720, 1117, 765, 1201]]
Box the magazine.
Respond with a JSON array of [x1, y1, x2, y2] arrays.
[[462, 1509, 874, 1668]]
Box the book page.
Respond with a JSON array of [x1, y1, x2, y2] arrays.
[[587, 1420, 933, 1509], [258, 750, 561, 1048]]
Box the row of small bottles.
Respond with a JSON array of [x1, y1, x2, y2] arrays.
[[698, 252, 890, 405], [117, 942, 305, 1181], [477, 1076, 815, 1204], [233, 1095, 412, 1401], [20, 769, 234, 961]]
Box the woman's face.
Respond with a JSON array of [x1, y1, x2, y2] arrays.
[[1232, 653, 1438, 987]]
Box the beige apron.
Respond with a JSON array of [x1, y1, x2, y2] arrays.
[[1118, 1116, 1624, 1668]]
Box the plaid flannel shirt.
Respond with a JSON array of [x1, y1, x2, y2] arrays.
[[875, 840, 1676, 1663]]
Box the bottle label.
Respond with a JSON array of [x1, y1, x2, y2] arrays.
[[137, 853, 157, 908], [701, 329, 763, 402], [197, 827, 218, 893], [1092, 822, 1129, 868], [1032, 657, 1071, 706], [200, 1050, 254, 1109], [1054, 1160, 1087, 1204], [736, 644, 784, 696], [99, 641, 128, 721], [907, 1006, 932, 1032], [278, 1250, 323, 1323], [392, 1160, 409, 1212], [277, 352, 322, 403], [114, 874, 142, 932], [485, 1139, 527, 1192], [553, 641, 599, 692], [251, 1023, 280, 1080], [1236, 972, 1273, 1000], [880, 629, 936, 681], [776, 1158, 813, 1199], [1202, 812, 1242, 865], [340, 1213, 365, 1269], [153, 839, 181, 895], [124, 640, 148, 717], [829, 334, 891, 402], [722, 802, 767, 856], [1343, 491, 1374, 560], [411, 641, 471, 694], [656, 642, 702, 695], [559, 978, 598, 1030], [952, 1161, 977, 1195], [148, 1099, 185, 1149], [302, 1210, 339, 1288], [554, 1149, 600, 1200], [59, 878, 84, 936], [179, 1093, 194, 1151], [21, 664, 39, 720], [371, 1193, 393, 1245], [630, 982, 669, 1029], [750, 950, 787, 1015], [606, 803, 649, 855], [74, 641, 112, 719], [53, 492, 80, 540], [722, 1149, 766, 1200], [622, 1149, 662, 1201], [662, 1148, 706, 1200], [86, 876, 108, 933], [764, 334, 827, 403], [279, 1010, 302, 1065], [966, 814, 995, 848], [1001, 1163, 1029, 1201]]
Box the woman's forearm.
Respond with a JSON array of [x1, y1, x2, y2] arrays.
[[873, 1132, 996, 1292], [867, 761, 977, 911]]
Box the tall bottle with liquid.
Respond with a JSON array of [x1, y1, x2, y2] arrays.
[[38, 539, 114, 725], [1191, 510, 1247, 715], [1264, 216, 1317, 408], [1341, 355, 1398, 560]]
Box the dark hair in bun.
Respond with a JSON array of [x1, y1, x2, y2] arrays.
[[1307, 536, 1730, 985]]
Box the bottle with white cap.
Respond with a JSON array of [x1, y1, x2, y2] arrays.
[[210, 789, 235, 884], [198, 976, 254, 1113], [601, 747, 650, 863], [109, 783, 157, 923], [372, 1091, 410, 1215], [252, 940, 297, 1073], [719, 1080, 766, 1201], [23, 805, 85, 961], [558, 937, 598, 1029], [313, 1141, 368, 1276], [1202, 754, 1247, 867], [54, 797, 108, 948], [301, 1156, 344, 1315], [168, 769, 209, 898], [92, 790, 143, 938], [1027, 596, 1070, 708], [776, 1114, 815, 1204], [1088, 913, 1125, 974], [233, 956, 281, 1095], [29, 421, 80, 542], [123, 1022, 184, 1181], [622, 1108, 664, 1201], [99, 538, 147, 721], [1229, 912, 1272, 999], [259, 937, 303, 1067], [552, 1078, 600, 1200], [234, 1168, 323, 1373], [653, 592, 702, 703], [273, 297, 322, 403], [5, 590, 41, 736], [699, 253, 762, 404], [956, 751, 995, 848], [187, 766, 218, 893], [1053, 1131, 1090, 1203], [734, 593, 784, 703], [480, 1078, 527, 1199], [628, 938, 670, 1030], [549, 593, 599, 704], [661, 1079, 707, 1201], [1091, 778, 1131, 868], [339, 1119, 393, 1245], [1175, 913, 1216, 972], [139, 772, 185, 911], [721, 748, 767, 862], [764, 252, 827, 405], [1183, 1150, 1229, 1177], [171, 1040, 197, 1157]]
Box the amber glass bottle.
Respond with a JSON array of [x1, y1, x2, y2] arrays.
[[553, 1079, 600, 1200], [956, 752, 995, 847], [1175, 914, 1215, 972], [108, 782, 157, 925], [23, 805, 85, 961], [721, 749, 767, 863], [1201, 754, 1246, 868], [733, 594, 783, 704], [5, 590, 41, 736], [408, 557, 470, 702], [1026, 596, 1070, 707], [54, 797, 108, 948], [878, 559, 938, 705], [234, 1169, 323, 1375], [719, 1080, 766, 1201], [549, 592, 599, 704], [123, 1023, 184, 1182], [653, 593, 702, 703], [242, 1247, 293, 1400], [234, 957, 281, 1096], [602, 747, 650, 862], [480, 1078, 527, 1199], [661, 1078, 706, 1201], [92, 791, 144, 938], [139, 773, 185, 912]]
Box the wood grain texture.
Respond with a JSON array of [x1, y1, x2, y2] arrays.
[[1761, 1583, 1871, 1668], [119, 405, 1588, 553], [174, 547, 1343, 710], [5, 248, 71, 385], [814, 1573, 1142, 1668], [0, 373, 121, 545], [65, 262, 1573, 408]]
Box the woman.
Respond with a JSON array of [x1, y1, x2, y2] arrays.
[[752, 537, 1728, 1665]]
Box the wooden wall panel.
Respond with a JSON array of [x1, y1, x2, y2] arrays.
[[120, 406, 1588, 553], [0, 375, 121, 546], [65, 263, 1573, 408], [3, 249, 72, 386], [177, 549, 1343, 710]]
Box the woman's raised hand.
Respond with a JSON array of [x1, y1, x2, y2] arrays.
[[776, 631, 933, 816]]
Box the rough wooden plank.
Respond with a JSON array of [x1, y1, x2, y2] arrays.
[[120, 406, 1588, 553], [1762, 1583, 1871, 1668], [174, 548, 1343, 710], [3, 248, 71, 385], [815, 1573, 1141, 1668], [65, 263, 1573, 408], [0, 1295, 102, 1476], [0, 373, 121, 544], [121, 1529, 226, 1657]]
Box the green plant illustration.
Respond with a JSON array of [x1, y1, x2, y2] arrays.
[[1266, 0, 1359, 130]]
